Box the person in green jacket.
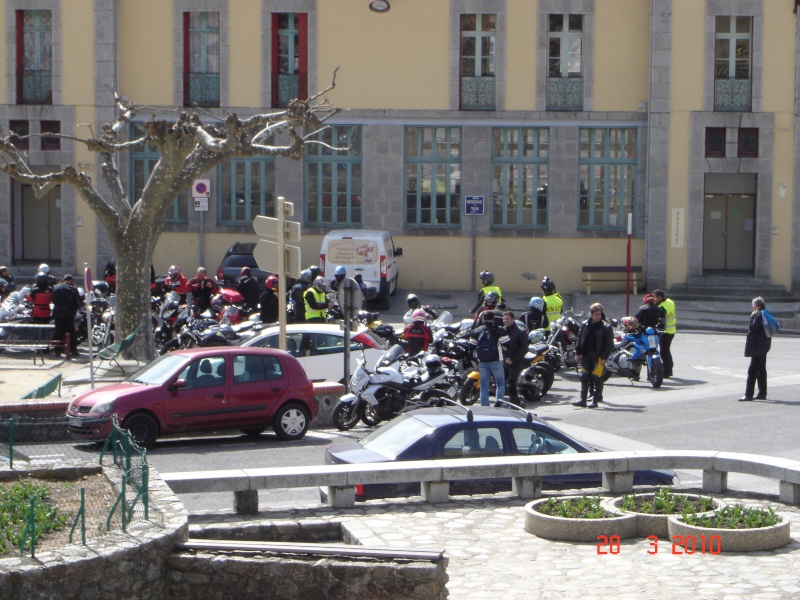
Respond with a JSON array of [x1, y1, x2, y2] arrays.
[[470, 270, 503, 314], [541, 276, 563, 324], [652, 289, 676, 378]]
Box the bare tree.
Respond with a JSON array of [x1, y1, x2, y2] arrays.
[[0, 71, 340, 359]]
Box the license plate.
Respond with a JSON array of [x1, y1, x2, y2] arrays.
[[68, 417, 84, 427]]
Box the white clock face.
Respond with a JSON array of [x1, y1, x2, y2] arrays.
[[369, 0, 390, 13]]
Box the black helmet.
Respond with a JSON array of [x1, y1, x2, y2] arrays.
[[541, 276, 556, 295], [240, 266, 252, 276], [424, 354, 443, 374], [479, 270, 494, 286], [484, 291, 499, 305], [35, 271, 49, 287], [300, 269, 313, 284], [308, 265, 321, 279], [406, 293, 421, 309]]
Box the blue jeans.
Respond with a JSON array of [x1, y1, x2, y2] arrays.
[[478, 360, 505, 406]]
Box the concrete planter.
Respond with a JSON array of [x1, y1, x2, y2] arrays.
[[606, 494, 723, 538], [524, 496, 638, 542], [668, 515, 791, 553]]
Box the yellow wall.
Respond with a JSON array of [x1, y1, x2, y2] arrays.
[[505, 0, 537, 111], [593, 0, 650, 112], [119, 0, 173, 104], [0, 10, 5, 102], [61, 0, 95, 106], [318, 0, 449, 110], [229, 0, 261, 107]]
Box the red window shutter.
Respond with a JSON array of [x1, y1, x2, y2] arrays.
[[183, 12, 190, 106], [16, 10, 24, 104], [297, 14, 308, 100], [271, 13, 280, 107]]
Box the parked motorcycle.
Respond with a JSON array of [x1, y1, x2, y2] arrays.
[[601, 317, 664, 388], [332, 345, 458, 431], [544, 309, 583, 372]]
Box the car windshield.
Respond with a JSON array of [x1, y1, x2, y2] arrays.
[[222, 255, 258, 269], [359, 416, 434, 460], [127, 354, 192, 385]]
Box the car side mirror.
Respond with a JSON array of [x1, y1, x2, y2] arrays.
[[169, 378, 188, 391], [395, 247, 403, 257]]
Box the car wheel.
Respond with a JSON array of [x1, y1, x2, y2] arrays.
[[240, 428, 266, 436], [458, 377, 480, 406], [333, 401, 360, 431], [273, 403, 310, 441], [358, 402, 383, 427], [122, 413, 159, 450]]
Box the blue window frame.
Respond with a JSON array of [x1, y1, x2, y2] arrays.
[[491, 128, 549, 228], [547, 13, 583, 111], [304, 125, 362, 227], [578, 128, 636, 230], [405, 127, 462, 228], [460, 14, 496, 110], [130, 123, 188, 223], [218, 157, 276, 224], [185, 12, 220, 107], [714, 16, 751, 112], [18, 10, 52, 104]]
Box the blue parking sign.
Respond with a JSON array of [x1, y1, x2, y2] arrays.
[[465, 196, 484, 216]]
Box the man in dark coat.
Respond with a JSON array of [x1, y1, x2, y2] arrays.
[[259, 276, 279, 324], [188, 267, 219, 312], [51, 274, 82, 357], [501, 311, 529, 405], [572, 303, 614, 408], [739, 297, 771, 401], [634, 294, 666, 331], [236, 267, 261, 315]]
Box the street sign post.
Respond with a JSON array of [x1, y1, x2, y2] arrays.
[[253, 197, 301, 349], [465, 196, 485, 290], [336, 277, 363, 391], [465, 195, 484, 216]]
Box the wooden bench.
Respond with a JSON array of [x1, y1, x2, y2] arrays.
[[0, 323, 60, 364], [93, 324, 144, 376], [581, 266, 643, 295], [20, 373, 62, 399]]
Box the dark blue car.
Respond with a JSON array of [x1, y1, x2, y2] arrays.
[[324, 405, 674, 499]]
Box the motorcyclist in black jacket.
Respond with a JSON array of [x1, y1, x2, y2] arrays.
[[634, 293, 666, 331], [290, 269, 312, 323], [236, 267, 261, 315]]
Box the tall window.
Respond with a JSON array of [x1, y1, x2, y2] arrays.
[[547, 14, 583, 111], [714, 16, 751, 111], [219, 158, 276, 224], [460, 14, 496, 110], [272, 13, 308, 108], [17, 10, 52, 105], [738, 128, 758, 158], [305, 126, 362, 227], [491, 128, 549, 228], [130, 124, 188, 224], [578, 128, 636, 230], [705, 127, 726, 158], [184, 12, 220, 107], [405, 127, 461, 228], [41, 120, 60, 150], [9, 120, 29, 150]]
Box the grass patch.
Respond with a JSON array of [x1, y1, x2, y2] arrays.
[[535, 495, 611, 519], [619, 487, 716, 515], [682, 504, 782, 529], [0, 478, 73, 554]]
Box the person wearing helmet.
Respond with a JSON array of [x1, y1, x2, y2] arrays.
[[470, 270, 504, 314], [188, 267, 219, 312], [522, 296, 549, 332], [51, 274, 82, 357], [472, 290, 500, 327], [289, 269, 313, 323], [403, 293, 439, 325], [236, 266, 260, 315], [634, 294, 665, 332], [308, 265, 322, 280], [572, 303, 614, 408], [0, 266, 15, 300], [164, 266, 189, 304], [329, 265, 347, 292], [259, 275, 280, 324], [501, 311, 529, 406], [402, 308, 434, 355], [540, 276, 563, 323], [28, 270, 54, 323], [304, 276, 331, 323]]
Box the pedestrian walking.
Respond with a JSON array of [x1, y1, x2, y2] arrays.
[[572, 303, 614, 408], [470, 310, 506, 407], [501, 311, 528, 405], [739, 297, 771, 401], [51, 274, 82, 357], [652, 289, 676, 378]]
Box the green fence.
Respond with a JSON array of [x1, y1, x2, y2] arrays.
[[0, 416, 150, 557]]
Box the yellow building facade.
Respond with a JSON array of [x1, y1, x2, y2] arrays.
[[0, 0, 796, 298]]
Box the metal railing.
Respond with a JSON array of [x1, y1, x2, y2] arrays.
[[715, 79, 751, 111], [461, 76, 496, 110], [186, 72, 220, 107], [19, 69, 52, 104], [546, 77, 583, 111]]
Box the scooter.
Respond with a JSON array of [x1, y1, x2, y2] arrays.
[[602, 323, 664, 388]]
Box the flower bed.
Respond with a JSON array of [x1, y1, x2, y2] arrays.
[[668, 505, 791, 553], [524, 496, 637, 542], [606, 488, 722, 538]]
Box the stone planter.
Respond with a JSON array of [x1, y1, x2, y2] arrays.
[[524, 497, 638, 542], [606, 494, 723, 538], [668, 515, 791, 553]]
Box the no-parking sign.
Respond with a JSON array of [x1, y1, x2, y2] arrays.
[[192, 179, 211, 197]]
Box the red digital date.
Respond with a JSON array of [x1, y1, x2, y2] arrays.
[[597, 535, 722, 555]]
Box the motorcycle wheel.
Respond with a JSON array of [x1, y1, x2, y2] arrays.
[[532, 362, 555, 394], [332, 402, 360, 431], [648, 357, 664, 388], [159, 338, 181, 355], [517, 366, 546, 402], [358, 402, 383, 427], [458, 377, 480, 406]]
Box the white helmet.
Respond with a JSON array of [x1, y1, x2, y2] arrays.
[[38, 263, 51, 275]]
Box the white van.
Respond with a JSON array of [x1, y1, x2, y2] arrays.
[[319, 230, 403, 310]]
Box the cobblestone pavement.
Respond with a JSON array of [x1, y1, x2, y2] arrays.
[[190, 488, 800, 600]]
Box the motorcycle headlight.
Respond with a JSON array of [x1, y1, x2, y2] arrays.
[[647, 334, 659, 349], [89, 400, 115, 414]]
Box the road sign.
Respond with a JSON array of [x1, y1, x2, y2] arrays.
[[252, 215, 301, 242], [194, 197, 209, 211], [253, 240, 302, 279], [465, 196, 484, 216], [192, 179, 211, 197]]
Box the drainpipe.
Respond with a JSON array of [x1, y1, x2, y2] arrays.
[[644, 0, 655, 288]]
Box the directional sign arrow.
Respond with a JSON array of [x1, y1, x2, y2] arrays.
[[252, 215, 301, 242]]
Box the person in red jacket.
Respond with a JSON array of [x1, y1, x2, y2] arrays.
[[188, 267, 219, 312], [402, 309, 433, 356], [164, 265, 189, 304], [28, 271, 54, 323]]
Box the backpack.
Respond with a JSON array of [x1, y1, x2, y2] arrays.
[[475, 329, 500, 362], [761, 309, 780, 337]]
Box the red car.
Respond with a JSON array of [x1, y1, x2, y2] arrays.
[[67, 347, 317, 449]]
